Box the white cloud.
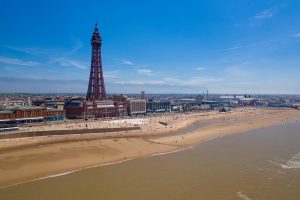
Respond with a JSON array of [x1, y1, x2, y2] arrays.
[[163, 76, 223, 86], [227, 40, 277, 50], [115, 80, 165, 85], [119, 59, 151, 69], [195, 67, 205, 71], [66, 60, 87, 69], [293, 33, 300, 37], [226, 67, 248, 77], [0, 56, 39, 66], [6, 40, 83, 57], [1, 76, 299, 94], [6, 47, 42, 56], [120, 59, 135, 65], [136, 69, 153, 76], [4, 41, 85, 71], [252, 7, 278, 20], [115, 76, 223, 87], [57, 58, 87, 69], [67, 40, 83, 55], [104, 70, 120, 78], [211, 40, 278, 53], [226, 66, 251, 78]]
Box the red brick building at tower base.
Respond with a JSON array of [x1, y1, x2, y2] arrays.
[[65, 24, 126, 119]]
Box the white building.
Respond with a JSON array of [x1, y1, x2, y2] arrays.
[[128, 99, 146, 115]]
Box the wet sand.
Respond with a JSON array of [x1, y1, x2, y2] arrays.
[[1, 119, 300, 200], [0, 107, 299, 187]]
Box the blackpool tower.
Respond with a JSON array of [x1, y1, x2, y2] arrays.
[[86, 24, 106, 101]]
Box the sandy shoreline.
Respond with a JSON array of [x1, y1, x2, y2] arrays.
[[0, 107, 299, 187]]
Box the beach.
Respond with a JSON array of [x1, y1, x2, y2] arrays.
[[0, 107, 299, 187]]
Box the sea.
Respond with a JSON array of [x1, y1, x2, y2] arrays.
[[0, 122, 300, 200]]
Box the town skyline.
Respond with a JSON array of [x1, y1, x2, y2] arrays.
[[0, 0, 300, 94]]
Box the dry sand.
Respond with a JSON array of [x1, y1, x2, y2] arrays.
[[0, 107, 299, 187]]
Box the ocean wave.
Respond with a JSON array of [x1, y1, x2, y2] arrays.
[[281, 152, 300, 169], [43, 171, 75, 178], [237, 191, 252, 200], [150, 148, 187, 157]]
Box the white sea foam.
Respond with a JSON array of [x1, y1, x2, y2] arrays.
[[281, 152, 300, 169], [151, 148, 186, 157], [44, 171, 75, 178], [269, 160, 282, 167], [237, 191, 252, 200]]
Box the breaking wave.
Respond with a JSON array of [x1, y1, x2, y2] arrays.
[[237, 191, 252, 200], [281, 152, 300, 169]]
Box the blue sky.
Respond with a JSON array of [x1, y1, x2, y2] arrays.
[[0, 0, 300, 94]]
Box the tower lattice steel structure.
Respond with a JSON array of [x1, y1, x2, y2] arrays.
[[86, 24, 106, 101]]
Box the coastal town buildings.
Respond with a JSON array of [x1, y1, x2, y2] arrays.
[[128, 99, 146, 115], [141, 91, 146, 100], [0, 106, 64, 124], [45, 100, 65, 110], [146, 101, 171, 113]]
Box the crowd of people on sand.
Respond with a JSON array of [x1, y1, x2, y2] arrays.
[[19, 112, 189, 133], [22, 110, 215, 133], [17, 107, 298, 134]]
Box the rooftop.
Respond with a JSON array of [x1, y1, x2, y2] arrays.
[[2, 106, 45, 111]]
